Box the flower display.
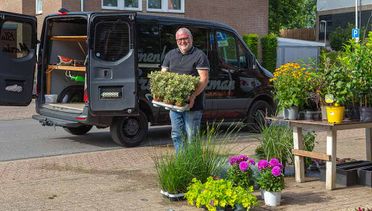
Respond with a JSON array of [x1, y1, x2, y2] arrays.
[[270, 62, 310, 110], [256, 158, 285, 192], [227, 154, 255, 189]]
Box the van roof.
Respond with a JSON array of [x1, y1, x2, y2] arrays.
[[46, 11, 237, 34]]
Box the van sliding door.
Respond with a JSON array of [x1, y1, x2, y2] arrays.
[[88, 13, 137, 114]]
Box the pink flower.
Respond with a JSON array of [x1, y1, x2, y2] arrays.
[[229, 156, 238, 165], [239, 161, 249, 172], [238, 154, 248, 162], [271, 166, 282, 177], [248, 159, 255, 165], [269, 158, 281, 167], [258, 160, 269, 170]]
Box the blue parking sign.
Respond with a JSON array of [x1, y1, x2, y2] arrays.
[[352, 28, 360, 39]]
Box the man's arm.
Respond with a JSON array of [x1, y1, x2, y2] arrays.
[[189, 69, 209, 108]]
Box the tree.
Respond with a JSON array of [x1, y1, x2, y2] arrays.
[[269, 0, 317, 34]]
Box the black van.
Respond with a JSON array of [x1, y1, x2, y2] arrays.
[[0, 11, 274, 147]]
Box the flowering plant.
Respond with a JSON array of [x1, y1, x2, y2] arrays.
[[270, 63, 310, 109], [256, 158, 285, 192], [227, 154, 255, 189], [185, 177, 258, 211]]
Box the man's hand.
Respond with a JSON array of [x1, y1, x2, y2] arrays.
[[188, 94, 196, 109]]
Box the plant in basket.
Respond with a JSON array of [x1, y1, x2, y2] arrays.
[[226, 154, 255, 190], [256, 158, 284, 207]]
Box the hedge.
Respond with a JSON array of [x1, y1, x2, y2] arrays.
[[261, 33, 278, 73], [242, 34, 259, 58]]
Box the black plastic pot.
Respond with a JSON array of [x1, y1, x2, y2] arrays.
[[304, 111, 321, 121], [319, 160, 372, 186], [360, 107, 372, 122], [358, 166, 372, 187], [345, 106, 360, 120]]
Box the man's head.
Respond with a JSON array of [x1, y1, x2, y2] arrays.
[[176, 27, 193, 54]]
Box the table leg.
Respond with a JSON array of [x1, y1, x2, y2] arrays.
[[293, 126, 305, 183], [366, 128, 372, 161], [326, 129, 337, 190]]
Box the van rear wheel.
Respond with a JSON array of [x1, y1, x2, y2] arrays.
[[64, 125, 92, 135], [110, 110, 148, 147], [247, 100, 273, 132]]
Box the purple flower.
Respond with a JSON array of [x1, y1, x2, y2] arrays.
[[229, 156, 238, 165], [238, 154, 248, 162], [269, 158, 281, 167], [271, 166, 282, 177], [239, 161, 249, 172], [258, 160, 269, 170], [247, 159, 255, 165]]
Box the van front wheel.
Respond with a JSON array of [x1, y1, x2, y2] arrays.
[[64, 125, 93, 135], [110, 111, 148, 147], [247, 100, 273, 132]]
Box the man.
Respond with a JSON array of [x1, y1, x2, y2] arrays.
[[161, 27, 209, 153]]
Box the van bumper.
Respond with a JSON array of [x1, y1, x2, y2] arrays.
[[32, 115, 83, 127]]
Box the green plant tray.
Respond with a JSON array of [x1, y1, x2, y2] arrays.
[[152, 100, 189, 112], [160, 189, 185, 201]]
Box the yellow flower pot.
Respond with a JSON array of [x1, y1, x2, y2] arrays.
[[326, 106, 345, 124]]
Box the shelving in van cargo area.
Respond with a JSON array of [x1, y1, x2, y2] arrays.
[[45, 32, 87, 110]]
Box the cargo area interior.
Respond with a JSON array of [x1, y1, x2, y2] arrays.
[[42, 17, 87, 113]]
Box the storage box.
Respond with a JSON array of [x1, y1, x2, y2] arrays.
[[358, 166, 372, 187], [319, 160, 372, 186], [45, 94, 58, 103]]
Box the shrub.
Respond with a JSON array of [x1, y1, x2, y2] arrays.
[[154, 123, 238, 194], [243, 34, 259, 58], [261, 33, 277, 72], [185, 177, 258, 211]]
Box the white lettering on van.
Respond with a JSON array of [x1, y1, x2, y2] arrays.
[[138, 45, 167, 63], [206, 80, 235, 91]]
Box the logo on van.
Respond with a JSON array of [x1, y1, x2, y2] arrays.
[[138, 46, 167, 63]]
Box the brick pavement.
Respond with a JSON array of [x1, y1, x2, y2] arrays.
[[0, 133, 371, 211]]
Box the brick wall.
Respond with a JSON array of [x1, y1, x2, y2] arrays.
[[0, 0, 23, 13], [185, 0, 268, 36], [62, 0, 82, 12]]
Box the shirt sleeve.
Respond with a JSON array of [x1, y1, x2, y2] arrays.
[[161, 51, 170, 70], [196, 51, 210, 71]]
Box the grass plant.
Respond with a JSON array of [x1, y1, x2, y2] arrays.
[[154, 122, 240, 194]]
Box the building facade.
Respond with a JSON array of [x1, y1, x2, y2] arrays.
[[317, 0, 372, 41], [0, 0, 269, 37]]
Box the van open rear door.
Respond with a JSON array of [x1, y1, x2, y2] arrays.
[[88, 13, 138, 114], [0, 11, 37, 106]]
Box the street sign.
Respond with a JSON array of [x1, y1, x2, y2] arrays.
[[352, 28, 360, 39]]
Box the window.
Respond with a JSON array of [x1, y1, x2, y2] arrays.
[[137, 23, 161, 64], [147, 0, 184, 13], [102, 0, 142, 11], [189, 27, 209, 56], [0, 21, 33, 59], [216, 31, 238, 67], [94, 21, 130, 62], [238, 42, 248, 69], [36, 0, 43, 14]]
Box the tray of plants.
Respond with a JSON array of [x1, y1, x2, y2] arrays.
[[152, 100, 189, 112]]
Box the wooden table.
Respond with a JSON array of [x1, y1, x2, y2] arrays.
[[284, 119, 372, 190]]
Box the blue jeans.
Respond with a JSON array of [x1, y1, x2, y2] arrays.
[[169, 110, 203, 153]]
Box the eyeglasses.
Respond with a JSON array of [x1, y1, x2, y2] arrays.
[[176, 37, 189, 42]]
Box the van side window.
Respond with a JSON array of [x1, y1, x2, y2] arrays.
[[93, 21, 130, 62], [160, 25, 178, 54], [238, 41, 248, 69], [0, 21, 32, 59], [216, 31, 238, 67], [189, 27, 209, 56], [137, 23, 161, 64]]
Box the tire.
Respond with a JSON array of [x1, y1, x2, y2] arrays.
[[246, 100, 274, 132], [64, 125, 93, 135], [57, 85, 84, 103], [110, 110, 148, 147]]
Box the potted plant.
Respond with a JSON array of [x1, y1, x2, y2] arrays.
[[271, 63, 309, 120], [149, 71, 199, 110], [154, 124, 233, 200], [226, 154, 255, 190], [185, 177, 258, 211], [256, 158, 285, 207]]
